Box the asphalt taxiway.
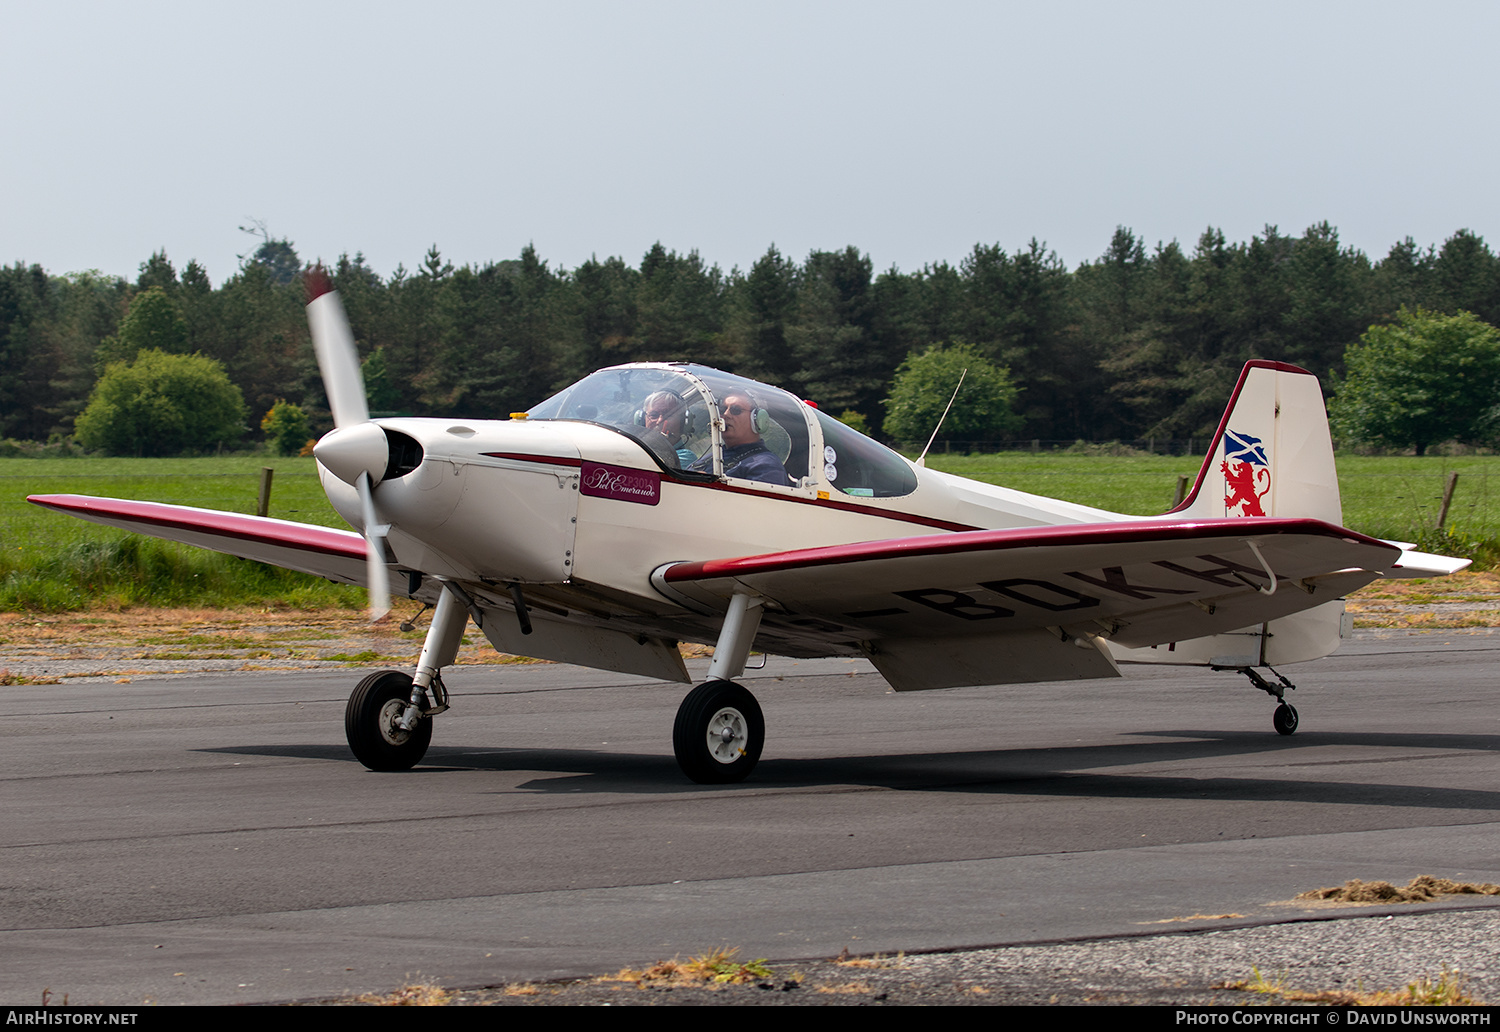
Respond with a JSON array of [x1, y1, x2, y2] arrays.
[[2, 630, 1498, 1005]]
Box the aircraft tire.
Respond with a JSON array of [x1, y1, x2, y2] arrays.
[[1273, 702, 1299, 736], [346, 670, 432, 771], [673, 680, 763, 784]]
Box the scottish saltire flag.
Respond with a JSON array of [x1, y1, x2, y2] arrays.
[[1223, 430, 1268, 467], [1221, 429, 1270, 516]]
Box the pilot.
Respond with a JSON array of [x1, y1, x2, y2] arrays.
[[640, 389, 698, 467], [690, 391, 790, 485]]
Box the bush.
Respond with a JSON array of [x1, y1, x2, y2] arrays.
[[834, 409, 869, 435], [883, 343, 1023, 449], [261, 400, 311, 456], [75, 350, 246, 457]]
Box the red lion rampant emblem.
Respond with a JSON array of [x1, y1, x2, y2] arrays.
[[1221, 429, 1270, 517]]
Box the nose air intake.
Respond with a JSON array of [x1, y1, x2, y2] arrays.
[[382, 428, 423, 481]]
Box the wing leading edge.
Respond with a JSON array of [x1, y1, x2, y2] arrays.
[[27, 495, 369, 587], [656, 518, 1403, 691]]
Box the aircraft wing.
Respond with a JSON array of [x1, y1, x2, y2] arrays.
[[27, 495, 370, 587], [656, 518, 1402, 690]]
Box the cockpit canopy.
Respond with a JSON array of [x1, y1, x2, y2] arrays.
[[525, 363, 917, 498]]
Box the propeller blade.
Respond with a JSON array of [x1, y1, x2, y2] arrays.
[[306, 269, 370, 429], [365, 540, 391, 625], [356, 472, 392, 624], [307, 269, 390, 623]]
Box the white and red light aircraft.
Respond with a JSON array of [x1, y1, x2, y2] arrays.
[[30, 278, 1467, 782]]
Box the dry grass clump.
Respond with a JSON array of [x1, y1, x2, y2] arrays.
[[1298, 875, 1500, 904], [604, 947, 775, 988], [1344, 569, 1500, 627], [1219, 967, 1480, 1006], [0, 669, 60, 685], [0, 606, 549, 668], [354, 982, 453, 1006]]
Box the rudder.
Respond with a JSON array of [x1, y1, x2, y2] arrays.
[[1171, 360, 1341, 525]]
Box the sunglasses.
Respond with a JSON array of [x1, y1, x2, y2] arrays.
[[724, 404, 751, 416]]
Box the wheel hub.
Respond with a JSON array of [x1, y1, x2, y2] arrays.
[[705, 706, 747, 764], [377, 698, 412, 746]]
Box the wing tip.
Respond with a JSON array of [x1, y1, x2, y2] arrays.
[[27, 493, 80, 512]]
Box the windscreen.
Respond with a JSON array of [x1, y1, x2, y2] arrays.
[[526, 367, 711, 471]]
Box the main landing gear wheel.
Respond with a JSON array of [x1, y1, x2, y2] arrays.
[[346, 670, 432, 771], [673, 680, 764, 784], [1273, 702, 1299, 736]]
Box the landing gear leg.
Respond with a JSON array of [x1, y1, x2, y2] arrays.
[[673, 591, 766, 784], [345, 586, 469, 770], [1236, 665, 1299, 736]]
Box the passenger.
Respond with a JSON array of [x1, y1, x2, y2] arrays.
[[640, 390, 697, 466], [690, 391, 790, 485]]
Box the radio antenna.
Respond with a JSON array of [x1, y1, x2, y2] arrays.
[[915, 368, 967, 468]]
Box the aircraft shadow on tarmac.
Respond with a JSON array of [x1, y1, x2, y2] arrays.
[[201, 728, 1500, 812]]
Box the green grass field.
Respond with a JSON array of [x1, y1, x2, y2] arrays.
[[3, 452, 1496, 612], [0, 456, 363, 611]]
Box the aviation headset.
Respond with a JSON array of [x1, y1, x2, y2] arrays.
[[719, 392, 773, 435], [634, 389, 699, 438]]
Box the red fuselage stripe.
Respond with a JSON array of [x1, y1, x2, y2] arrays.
[[481, 452, 976, 533], [480, 451, 584, 467], [678, 477, 975, 532]]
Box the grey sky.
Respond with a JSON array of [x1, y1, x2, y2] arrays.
[[3, 0, 1494, 285]]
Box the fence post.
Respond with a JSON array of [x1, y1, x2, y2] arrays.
[[1436, 471, 1459, 528], [257, 467, 274, 518], [1172, 474, 1189, 508]]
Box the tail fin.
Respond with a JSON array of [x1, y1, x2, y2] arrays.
[[1130, 361, 1467, 671], [1132, 361, 1347, 669], [1171, 361, 1341, 525]]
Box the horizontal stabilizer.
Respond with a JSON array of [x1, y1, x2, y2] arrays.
[[1384, 546, 1472, 578]]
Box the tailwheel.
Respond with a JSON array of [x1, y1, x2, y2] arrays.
[[1235, 666, 1300, 737], [672, 680, 764, 784], [1273, 703, 1299, 736], [346, 670, 432, 771]]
